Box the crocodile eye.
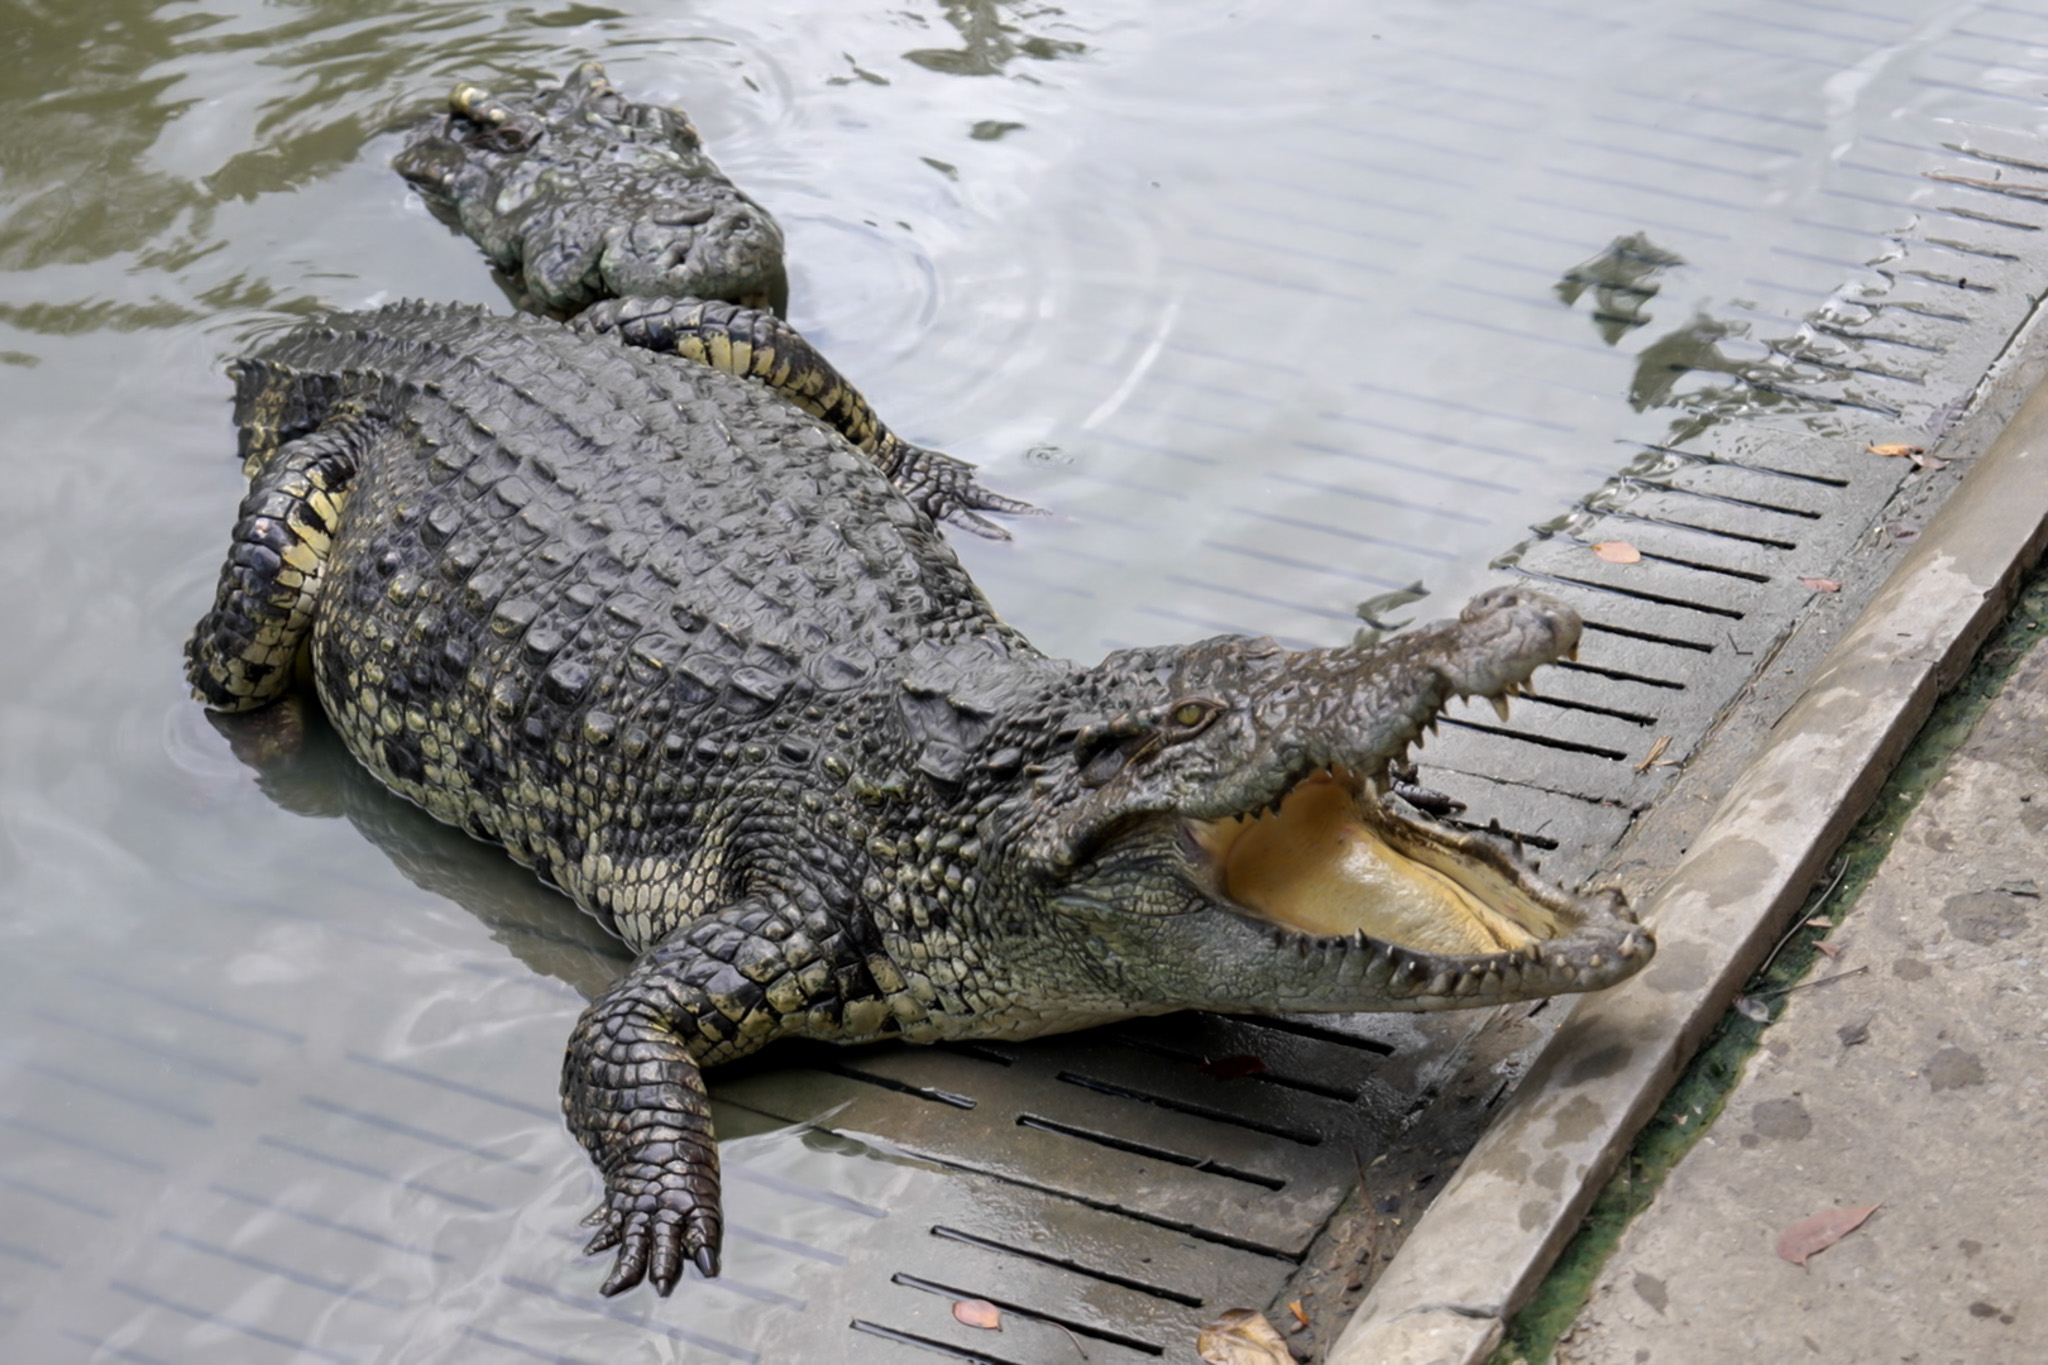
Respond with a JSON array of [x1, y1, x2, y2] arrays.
[[1168, 698, 1223, 734], [1174, 703, 1207, 727]]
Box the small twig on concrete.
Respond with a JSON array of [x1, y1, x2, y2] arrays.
[[1759, 965, 1868, 1000], [1757, 859, 1850, 977], [1054, 1322, 1090, 1360]]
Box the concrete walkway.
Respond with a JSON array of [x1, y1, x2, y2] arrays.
[[1554, 613, 2048, 1364]]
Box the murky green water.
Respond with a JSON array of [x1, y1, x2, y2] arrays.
[[3, 0, 2043, 1358]]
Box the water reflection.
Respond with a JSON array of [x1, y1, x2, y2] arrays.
[[1555, 232, 1685, 346], [213, 701, 631, 1001], [0, 3, 203, 269], [902, 0, 1087, 78]]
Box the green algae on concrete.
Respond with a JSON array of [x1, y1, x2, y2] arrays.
[[1492, 563, 2048, 1365]]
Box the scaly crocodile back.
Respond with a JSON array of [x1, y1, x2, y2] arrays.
[[238, 302, 1029, 944]]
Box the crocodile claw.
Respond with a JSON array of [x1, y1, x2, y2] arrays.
[[906, 445, 1041, 540], [583, 1178, 722, 1297]]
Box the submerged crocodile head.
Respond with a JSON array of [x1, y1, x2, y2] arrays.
[[393, 60, 788, 314], [986, 587, 1651, 1017]]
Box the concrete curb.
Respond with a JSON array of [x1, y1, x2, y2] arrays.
[[1325, 380, 2048, 1365]]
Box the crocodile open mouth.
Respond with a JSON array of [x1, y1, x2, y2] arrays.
[[1186, 761, 1569, 955]]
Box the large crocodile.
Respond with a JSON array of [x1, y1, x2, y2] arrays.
[[186, 295, 1651, 1295]]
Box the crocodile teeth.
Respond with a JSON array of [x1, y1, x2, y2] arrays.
[[1490, 695, 1512, 723]]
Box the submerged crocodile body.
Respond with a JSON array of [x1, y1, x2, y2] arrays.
[[185, 67, 1653, 1298]]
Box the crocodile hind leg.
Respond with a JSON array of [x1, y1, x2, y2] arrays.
[[185, 412, 373, 712], [573, 295, 1037, 537], [564, 892, 888, 1294]]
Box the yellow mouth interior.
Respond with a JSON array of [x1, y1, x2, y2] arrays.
[[1192, 771, 1560, 954]]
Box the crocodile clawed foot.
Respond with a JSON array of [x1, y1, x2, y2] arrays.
[[902, 444, 1042, 540], [582, 1175, 722, 1296]]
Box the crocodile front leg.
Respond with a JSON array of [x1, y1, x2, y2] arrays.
[[186, 410, 376, 711], [564, 892, 889, 1295], [572, 295, 1037, 537]]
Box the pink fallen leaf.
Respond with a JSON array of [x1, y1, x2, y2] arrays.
[[1199, 1054, 1268, 1080], [953, 1299, 1002, 1330], [1592, 541, 1642, 564], [1776, 1204, 1879, 1266], [1197, 1308, 1294, 1364], [1799, 577, 1841, 593]]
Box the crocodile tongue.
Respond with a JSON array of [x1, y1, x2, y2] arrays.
[[1192, 771, 1552, 954]]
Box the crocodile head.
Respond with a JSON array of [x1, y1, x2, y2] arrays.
[[393, 61, 788, 315], [997, 586, 1652, 1015]]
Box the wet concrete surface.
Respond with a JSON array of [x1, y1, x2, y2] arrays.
[[1554, 609, 2048, 1364]]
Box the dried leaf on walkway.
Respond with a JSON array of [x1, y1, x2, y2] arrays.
[[1287, 1299, 1310, 1330], [1197, 1308, 1294, 1364], [1776, 1204, 1879, 1266], [1634, 734, 1672, 773], [953, 1299, 1003, 1330], [1592, 541, 1642, 564], [1866, 443, 1924, 458], [1799, 577, 1841, 592], [1815, 939, 1842, 959], [1199, 1054, 1268, 1079]]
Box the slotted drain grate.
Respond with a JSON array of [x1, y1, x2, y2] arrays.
[[714, 1010, 1429, 1363]]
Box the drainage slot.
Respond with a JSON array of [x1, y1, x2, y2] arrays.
[[1806, 320, 1948, 354], [1053, 1071, 1325, 1145], [1517, 569, 1745, 620], [1233, 1014, 1399, 1055], [1522, 693, 1659, 727], [1741, 377, 1905, 420], [1915, 235, 2021, 264], [1437, 717, 1630, 762], [1618, 472, 1830, 514], [1876, 294, 1978, 320], [1580, 618, 1716, 653], [1763, 335, 1933, 382], [938, 1042, 1017, 1066], [1552, 659, 1686, 690], [1634, 443, 1850, 490], [1945, 141, 2048, 177], [930, 1224, 1206, 1307], [1561, 538, 1772, 584], [1929, 202, 2039, 232], [891, 1273, 1166, 1356], [1888, 266, 1999, 294], [1109, 1035, 1364, 1102], [1579, 503, 1798, 551], [850, 1319, 1023, 1364], [1015, 1114, 1289, 1190], [819, 1064, 977, 1109], [900, 1148, 1303, 1261]]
